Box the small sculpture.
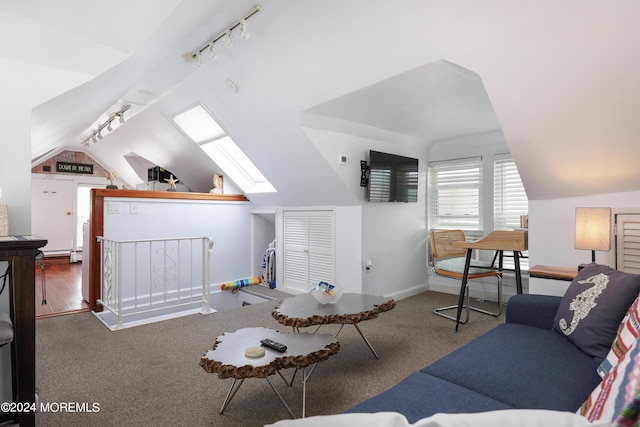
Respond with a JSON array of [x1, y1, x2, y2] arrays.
[[210, 174, 223, 194], [165, 174, 179, 191], [106, 170, 118, 189]]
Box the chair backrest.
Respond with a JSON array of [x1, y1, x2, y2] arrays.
[[431, 229, 468, 259]]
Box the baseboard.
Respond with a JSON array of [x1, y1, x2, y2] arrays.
[[40, 255, 70, 265], [386, 283, 428, 301]]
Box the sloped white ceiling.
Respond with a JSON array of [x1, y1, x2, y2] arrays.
[[7, 0, 640, 203]]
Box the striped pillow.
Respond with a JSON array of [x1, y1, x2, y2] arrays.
[[580, 332, 640, 422], [598, 295, 640, 378]]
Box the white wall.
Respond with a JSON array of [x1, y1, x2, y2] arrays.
[[303, 124, 428, 299], [102, 197, 255, 285], [0, 56, 92, 404], [528, 190, 640, 294]]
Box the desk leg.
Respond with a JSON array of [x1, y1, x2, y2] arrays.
[[514, 251, 522, 294], [455, 249, 473, 333]]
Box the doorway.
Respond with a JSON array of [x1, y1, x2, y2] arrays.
[[31, 176, 102, 317], [31, 178, 74, 253]]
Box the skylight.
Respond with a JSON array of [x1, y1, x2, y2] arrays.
[[173, 104, 276, 194]]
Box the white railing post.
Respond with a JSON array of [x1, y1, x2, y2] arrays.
[[116, 240, 123, 329], [200, 237, 214, 314]]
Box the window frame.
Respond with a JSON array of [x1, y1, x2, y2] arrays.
[[428, 156, 483, 234]]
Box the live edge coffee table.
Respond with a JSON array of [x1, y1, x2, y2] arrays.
[[272, 293, 396, 359], [200, 327, 339, 419]]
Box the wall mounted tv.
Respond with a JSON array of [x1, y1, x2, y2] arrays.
[[366, 150, 419, 202]]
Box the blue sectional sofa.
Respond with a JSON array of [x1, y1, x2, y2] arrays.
[[344, 293, 602, 423]]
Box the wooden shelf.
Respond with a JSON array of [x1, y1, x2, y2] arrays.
[[529, 265, 578, 281]]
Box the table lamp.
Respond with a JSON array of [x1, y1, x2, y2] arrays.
[[575, 207, 611, 268]]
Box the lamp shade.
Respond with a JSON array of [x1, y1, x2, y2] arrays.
[[575, 207, 611, 251]]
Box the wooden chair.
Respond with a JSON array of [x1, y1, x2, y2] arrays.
[[430, 229, 503, 324]]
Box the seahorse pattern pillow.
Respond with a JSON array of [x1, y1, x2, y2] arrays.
[[553, 263, 640, 363]]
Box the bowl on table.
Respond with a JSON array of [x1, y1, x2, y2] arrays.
[[310, 281, 343, 305]]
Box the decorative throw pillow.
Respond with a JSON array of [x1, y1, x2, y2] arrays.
[[598, 294, 640, 378], [579, 332, 640, 421], [553, 263, 640, 363]]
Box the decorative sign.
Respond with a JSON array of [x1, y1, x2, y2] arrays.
[[56, 161, 94, 174]]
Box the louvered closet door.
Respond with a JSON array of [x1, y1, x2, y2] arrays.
[[616, 214, 640, 273], [283, 210, 335, 293]]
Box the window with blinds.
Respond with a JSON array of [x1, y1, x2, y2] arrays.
[[494, 158, 528, 230], [494, 157, 528, 270], [428, 157, 482, 231]]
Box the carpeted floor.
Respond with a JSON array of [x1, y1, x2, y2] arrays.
[[34, 290, 504, 426]]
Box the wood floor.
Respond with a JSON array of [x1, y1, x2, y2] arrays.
[[35, 260, 89, 319]]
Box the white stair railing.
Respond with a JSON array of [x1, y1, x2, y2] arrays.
[[96, 236, 214, 329]]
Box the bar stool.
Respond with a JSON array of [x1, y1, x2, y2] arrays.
[[430, 229, 503, 324]]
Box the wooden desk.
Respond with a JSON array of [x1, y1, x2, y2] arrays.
[[452, 230, 528, 332], [528, 265, 577, 281], [0, 235, 47, 427]]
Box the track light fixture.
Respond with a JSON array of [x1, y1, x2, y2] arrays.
[[81, 104, 131, 146], [183, 5, 261, 66], [240, 19, 250, 40]]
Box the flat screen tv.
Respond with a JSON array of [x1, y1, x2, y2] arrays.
[[366, 150, 419, 202]]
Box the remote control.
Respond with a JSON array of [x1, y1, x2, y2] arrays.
[[260, 338, 287, 352]]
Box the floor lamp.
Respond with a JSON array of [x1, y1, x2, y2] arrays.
[[575, 207, 611, 269]]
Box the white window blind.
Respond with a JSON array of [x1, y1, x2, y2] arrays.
[[494, 157, 528, 270], [493, 158, 527, 230], [428, 157, 482, 231]]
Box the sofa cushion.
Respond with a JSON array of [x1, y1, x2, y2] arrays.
[[422, 323, 601, 411], [553, 263, 640, 363], [580, 326, 640, 422], [597, 293, 640, 378], [344, 372, 513, 423]]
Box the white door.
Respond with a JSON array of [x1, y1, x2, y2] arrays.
[[616, 214, 640, 273], [283, 209, 335, 293], [32, 178, 75, 252]]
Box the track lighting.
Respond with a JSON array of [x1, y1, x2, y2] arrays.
[[183, 5, 261, 66], [81, 104, 130, 146], [240, 19, 250, 41], [222, 31, 234, 47]]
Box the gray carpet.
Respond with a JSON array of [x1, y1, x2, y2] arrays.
[[35, 291, 504, 426]]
